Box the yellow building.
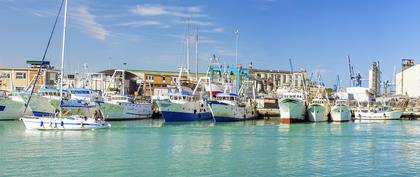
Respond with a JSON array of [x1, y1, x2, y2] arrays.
[[0, 61, 59, 92]]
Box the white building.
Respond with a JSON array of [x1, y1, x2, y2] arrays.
[[346, 87, 374, 102], [396, 60, 420, 97]]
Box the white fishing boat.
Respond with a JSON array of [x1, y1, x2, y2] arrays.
[[0, 90, 27, 120], [278, 90, 307, 123], [207, 93, 258, 122], [99, 95, 152, 120], [330, 99, 352, 122], [307, 97, 330, 122], [354, 105, 403, 120], [21, 0, 110, 130]]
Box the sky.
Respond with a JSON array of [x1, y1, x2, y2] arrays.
[[0, 0, 419, 87]]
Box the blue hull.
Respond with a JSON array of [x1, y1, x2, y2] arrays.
[[32, 111, 55, 117], [214, 116, 259, 122], [162, 111, 212, 122]]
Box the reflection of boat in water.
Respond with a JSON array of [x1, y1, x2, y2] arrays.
[[0, 90, 26, 120], [354, 105, 403, 120]]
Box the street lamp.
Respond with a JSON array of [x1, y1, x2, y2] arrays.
[[234, 29, 240, 67]]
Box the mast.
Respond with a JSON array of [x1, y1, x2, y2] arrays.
[[59, 0, 68, 116], [195, 29, 199, 81], [235, 29, 240, 67]]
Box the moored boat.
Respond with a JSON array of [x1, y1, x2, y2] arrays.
[[330, 100, 352, 122], [307, 97, 329, 122], [354, 105, 403, 120], [278, 90, 306, 123], [0, 90, 27, 120], [99, 95, 152, 120], [207, 93, 258, 122], [156, 92, 212, 122]]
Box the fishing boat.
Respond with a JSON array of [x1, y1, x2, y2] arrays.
[[307, 97, 329, 122], [98, 69, 153, 120], [330, 100, 352, 122], [19, 88, 63, 117], [156, 92, 212, 122], [0, 90, 26, 120], [99, 95, 152, 120], [21, 0, 110, 130], [207, 93, 258, 122], [354, 105, 403, 120], [278, 90, 307, 123]]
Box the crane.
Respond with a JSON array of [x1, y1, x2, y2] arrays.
[[347, 55, 364, 87]]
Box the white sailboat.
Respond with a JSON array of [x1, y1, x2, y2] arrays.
[[21, 0, 110, 130]]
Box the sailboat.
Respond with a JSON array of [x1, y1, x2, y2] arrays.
[[21, 0, 110, 130]]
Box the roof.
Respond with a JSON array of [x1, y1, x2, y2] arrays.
[[128, 69, 207, 77], [26, 60, 50, 65]]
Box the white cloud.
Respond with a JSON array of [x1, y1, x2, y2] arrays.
[[32, 9, 55, 17], [212, 27, 224, 33], [178, 19, 212, 26], [131, 4, 206, 18], [73, 6, 109, 40], [117, 20, 163, 27]]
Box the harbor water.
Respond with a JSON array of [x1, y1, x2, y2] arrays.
[[1, 119, 420, 176]]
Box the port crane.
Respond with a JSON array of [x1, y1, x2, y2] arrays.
[[347, 55, 367, 87]]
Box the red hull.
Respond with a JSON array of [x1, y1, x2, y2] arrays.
[[281, 118, 306, 124], [332, 120, 350, 122]]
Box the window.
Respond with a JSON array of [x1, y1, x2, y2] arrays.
[[16, 72, 26, 79], [146, 75, 154, 81], [15, 87, 24, 91]]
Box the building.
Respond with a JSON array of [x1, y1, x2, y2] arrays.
[[396, 59, 420, 97], [0, 61, 59, 92], [252, 68, 308, 94], [346, 87, 374, 103], [368, 61, 381, 97]]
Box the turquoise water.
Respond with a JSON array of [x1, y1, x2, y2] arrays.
[[1, 119, 420, 176]]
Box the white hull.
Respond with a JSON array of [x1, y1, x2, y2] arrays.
[[330, 105, 351, 122], [307, 104, 328, 122], [278, 98, 306, 123], [354, 110, 403, 120], [21, 116, 111, 130], [0, 98, 26, 120], [207, 101, 258, 122], [100, 102, 152, 120]]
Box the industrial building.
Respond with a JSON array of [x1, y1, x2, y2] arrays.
[[396, 59, 420, 97]]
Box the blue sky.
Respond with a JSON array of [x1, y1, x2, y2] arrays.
[[0, 0, 419, 87]]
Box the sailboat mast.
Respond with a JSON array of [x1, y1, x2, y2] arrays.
[[195, 29, 199, 81], [59, 0, 68, 116]]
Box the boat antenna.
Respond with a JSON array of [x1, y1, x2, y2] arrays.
[[23, 0, 65, 114], [59, 0, 68, 117]]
